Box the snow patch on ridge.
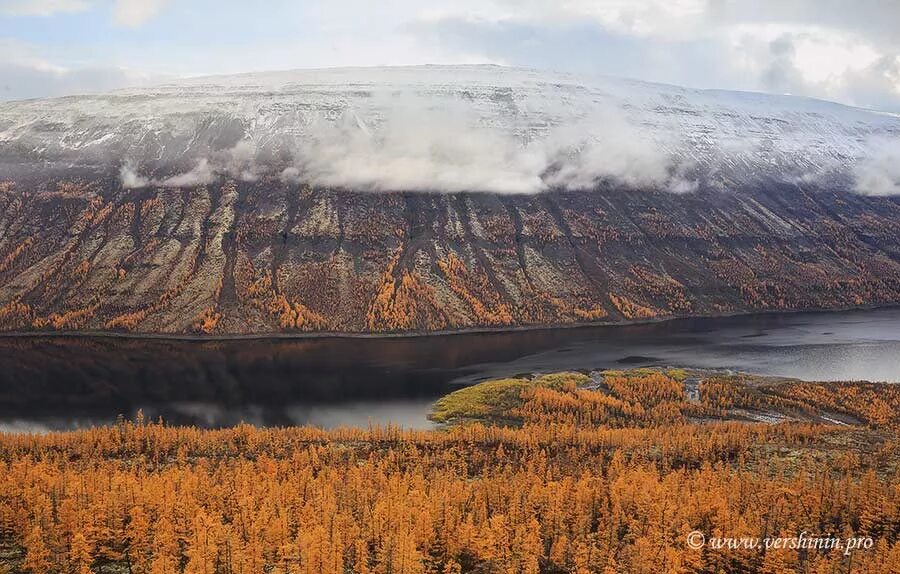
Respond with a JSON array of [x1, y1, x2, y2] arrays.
[[1, 65, 899, 194]]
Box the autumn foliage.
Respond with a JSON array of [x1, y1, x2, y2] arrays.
[[192, 308, 223, 334], [5, 179, 900, 335], [367, 253, 446, 332], [1, 371, 900, 574]]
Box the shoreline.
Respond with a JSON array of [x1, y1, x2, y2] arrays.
[[0, 303, 896, 343]]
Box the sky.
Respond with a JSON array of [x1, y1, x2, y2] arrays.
[[1, 0, 899, 111]]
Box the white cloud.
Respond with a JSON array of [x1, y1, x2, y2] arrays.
[[0, 0, 88, 16], [116, 98, 692, 195], [0, 39, 150, 101], [0, 0, 167, 25], [160, 159, 216, 187], [119, 162, 149, 189], [540, 109, 676, 191], [1, 0, 898, 110], [423, 0, 708, 39], [719, 24, 898, 109], [854, 138, 900, 196], [121, 159, 217, 189], [246, 99, 688, 193], [120, 142, 263, 189], [111, 0, 166, 27], [292, 103, 546, 193], [406, 0, 900, 111]]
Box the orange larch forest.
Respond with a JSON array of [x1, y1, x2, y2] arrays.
[[1, 370, 899, 574]]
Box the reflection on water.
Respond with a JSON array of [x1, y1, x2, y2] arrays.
[[1, 306, 900, 432]]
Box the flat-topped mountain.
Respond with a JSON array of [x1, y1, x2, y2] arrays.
[[3, 65, 899, 191], [1, 65, 899, 335]]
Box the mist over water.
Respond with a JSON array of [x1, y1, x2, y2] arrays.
[[2, 307, 900, 433]]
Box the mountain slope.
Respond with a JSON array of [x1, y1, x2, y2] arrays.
[[2, 65, 899, 191], [1, 66, 899, 335], [2, 181, 900, 335]]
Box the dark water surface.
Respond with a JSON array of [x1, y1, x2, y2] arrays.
[[2, 307, 900, 432]]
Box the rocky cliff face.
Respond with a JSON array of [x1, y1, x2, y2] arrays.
[[2, 66, 900, 335], [2, 177, 900, 335]]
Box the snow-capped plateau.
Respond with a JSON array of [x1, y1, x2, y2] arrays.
[[1, 65, 899, 194]]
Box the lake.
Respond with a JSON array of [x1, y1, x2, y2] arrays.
[[2, 306, 900, 432]]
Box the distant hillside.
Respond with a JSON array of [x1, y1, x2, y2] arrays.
[[2, 181, 900, 335], [1, 66, 900, 335]]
